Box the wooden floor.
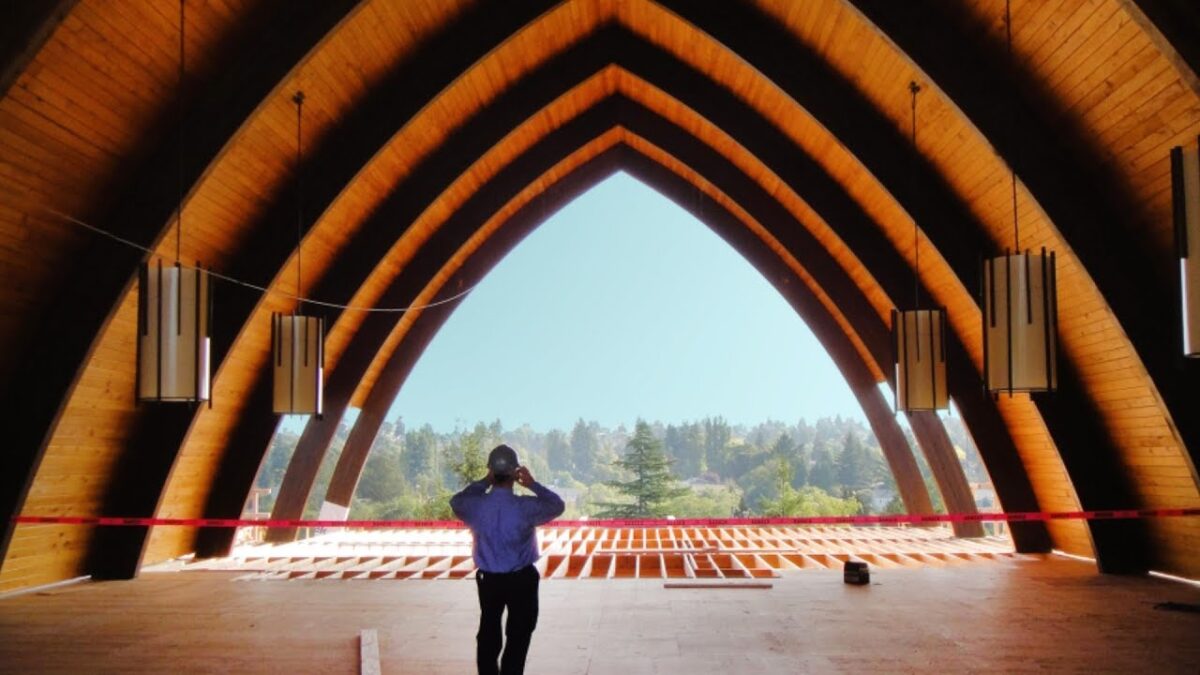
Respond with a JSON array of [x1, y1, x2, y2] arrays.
[[1, 556, 1198, 673]]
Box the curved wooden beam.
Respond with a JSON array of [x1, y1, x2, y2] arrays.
[[10, 0, 1194, 588], [210, 30, 1060, 553], [658, 0, 1152, 571], [246, 85, 936, 552], [294, 84, 981, 539], [1125, 0, 1200, 96], [316, 137, 936, 523], [0, 0, 364, 579], [49, 0, 558, 580], [251, 48, 992, 545], [37, 10, 1056, 569], [0, 0, 77, 99], [851, 0, 1193, 573]]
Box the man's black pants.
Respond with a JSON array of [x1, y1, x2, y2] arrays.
[[475, 564, 539, 675]]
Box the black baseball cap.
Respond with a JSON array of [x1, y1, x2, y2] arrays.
[[487, 444, 519, 475]]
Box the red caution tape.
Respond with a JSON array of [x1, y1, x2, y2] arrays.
[[11, 508, 1200, 529]]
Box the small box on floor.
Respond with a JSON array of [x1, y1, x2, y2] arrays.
[[843, 560, 869, 585]]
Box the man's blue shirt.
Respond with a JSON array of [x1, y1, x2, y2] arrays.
[[450, 480, 565, 573]]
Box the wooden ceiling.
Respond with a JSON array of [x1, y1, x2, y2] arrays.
[[1, 0, 1198, 593]]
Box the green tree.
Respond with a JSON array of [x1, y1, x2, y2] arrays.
[[703, 416, 732, 476], [837, 432, 871, 490], [598, 420, 689, 517], [737, 461, 779, 510], [792, 444, 809, 488], [570, 419, 598, 480], [760, 456, 863, 516], [809, 445, 837, 491], [545, 429, 572, 473], [403, 424, 438, 477], [761, 484, 862, 517], [664, 485, 742, 517], [449, 424, 487, 487], [357, 440, 403, 502]]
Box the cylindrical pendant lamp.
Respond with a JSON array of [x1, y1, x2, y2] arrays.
[[272, 313, 323, 415], [893, 308, 948, 412], [272, 90, 325, 416], [1171, 136, 1200, 357], [891, 81, 950, 413], [982, 248, 1058, 393], [137, 261, 212, 402]]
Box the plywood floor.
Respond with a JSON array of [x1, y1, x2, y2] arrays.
[[1, 556, 1198, 674]]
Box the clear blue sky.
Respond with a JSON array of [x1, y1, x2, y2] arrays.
[[385, 172, 865, 432]]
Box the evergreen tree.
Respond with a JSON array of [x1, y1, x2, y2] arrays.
[[683, 422, 707, 475], [403, 424, 438, 477], [703, 416, 732, 476], [545, 429, 572, 473], [598, 420, 689, 517], [449, 425, 487, 486], [570, 419, 598, 480], [837, 432, 871, 489], [792, 443, 810, 488], [664, 424, 696, 477], [809, 446, 837, 491], [358, 441, 403, 502]]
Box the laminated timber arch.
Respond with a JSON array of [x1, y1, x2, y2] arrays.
[[138, 6, 1171, 566], [271, 110, 957, 541], [1, 0, 1199, 591]]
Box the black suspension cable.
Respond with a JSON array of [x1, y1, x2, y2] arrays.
[[293, 90, 305, 314], [909, 80, 920, 310], [176, 0, 185, 264], [1007, 0, 1019, 252]]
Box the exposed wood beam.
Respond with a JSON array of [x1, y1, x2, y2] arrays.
[[75, 0, 559, 579], [0, 0, 77, 99], [1, 0, 365, 578], [852, 0, 1165, 574]]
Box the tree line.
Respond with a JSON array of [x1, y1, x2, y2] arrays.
[[252, 413, 991, 520]]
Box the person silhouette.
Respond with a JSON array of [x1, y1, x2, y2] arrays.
[[450, 444, 564, 675]]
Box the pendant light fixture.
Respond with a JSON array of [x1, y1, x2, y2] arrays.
[[982, 0, 1058, 395], [1171, 135, 1200, 357], [137, 0, 212, 404], [893, 81, 948, 413], [272, 90, 324, 417]]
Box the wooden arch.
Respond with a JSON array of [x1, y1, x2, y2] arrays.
[[252, 95, 981, 545], [1, 0, 1198, 592]]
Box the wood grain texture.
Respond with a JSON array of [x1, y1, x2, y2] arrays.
[[1, 557, 1198, 673], [3, 0, 1199, 590]]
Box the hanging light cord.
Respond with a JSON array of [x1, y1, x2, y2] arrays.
[[294, 90, 306, 314], [909, 80, 920, 310], [28, 200, 478, 313], [175, 0, 185, 265], [1006, 0, 1019, 252]]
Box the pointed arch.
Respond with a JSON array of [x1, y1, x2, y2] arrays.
[[2, 0, 1198, 591]]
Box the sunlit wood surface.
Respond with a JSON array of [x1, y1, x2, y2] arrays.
[[2, 555, 1198, 673]]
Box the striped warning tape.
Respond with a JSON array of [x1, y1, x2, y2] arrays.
[[11, 508, 1200, 529]]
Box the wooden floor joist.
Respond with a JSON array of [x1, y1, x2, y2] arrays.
[[170, 525, 1018, 582]]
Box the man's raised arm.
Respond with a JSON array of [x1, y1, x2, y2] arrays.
[[450, 473, 491, 523], [516, 466, 565, 525]]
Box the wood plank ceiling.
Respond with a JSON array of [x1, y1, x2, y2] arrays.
[[1, 0, 1198, 593]]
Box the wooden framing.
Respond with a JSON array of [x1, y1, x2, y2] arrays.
[[183, 524, 1019, 581]]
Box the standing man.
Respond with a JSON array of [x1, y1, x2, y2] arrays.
[[451, 444, 565, 675]]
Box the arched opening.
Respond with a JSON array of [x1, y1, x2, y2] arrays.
[[328, 172, 902, 521]]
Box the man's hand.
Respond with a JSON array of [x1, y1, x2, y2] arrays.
[[515, 466, 535, 488]]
